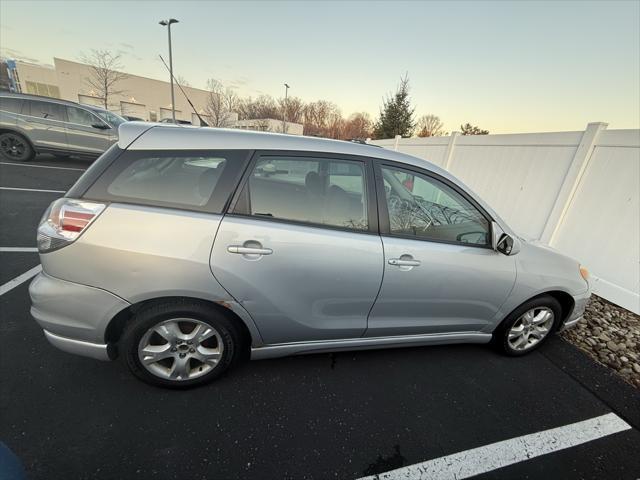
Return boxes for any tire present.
[493,295,562,356]
[121,300,244,388]
[0,132,35,162]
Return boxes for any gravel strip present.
[561,295,640,389]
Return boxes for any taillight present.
[37,198,106,253]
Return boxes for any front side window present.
[381,166,489,246]
[67,106,100,127]
[106,155,228,207]
[236,156,368,231]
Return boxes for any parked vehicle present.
[159,117,192,125]
[30,123,591,388]
[0,93,125,161]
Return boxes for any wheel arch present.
[497,289,575,332]
[0,127,36,152]
[105,296,259,353]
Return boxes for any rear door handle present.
[227,246,273,255]
[388,258,421,267]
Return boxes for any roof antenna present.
[158,54,209,127]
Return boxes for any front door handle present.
[388,257,421,267]
[227,245,273,255]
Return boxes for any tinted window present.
[25,100,66,121]
[237,156,368,231]
[382,166,489,246]
[0,97,23,114]
[67,106,100,127]
[105,155,228,207]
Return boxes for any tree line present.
[81,50,489,139]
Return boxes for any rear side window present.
[24,100,66,121]
[0,97,23,114]
[234,155,369,231]
[83,150,251,213]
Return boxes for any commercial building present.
[1,57,304,134]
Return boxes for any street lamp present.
[283,83,290,134]
[159,18,179,123]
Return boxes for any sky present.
[1,0,639,134]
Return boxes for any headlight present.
[579,265,590,282]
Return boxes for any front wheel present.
[0,132,35,162]
[494,296,561,356]
[121,301,244,388]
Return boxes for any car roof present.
[120,122,439,171]
[0,92,103,110]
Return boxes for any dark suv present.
[0,93,126,161]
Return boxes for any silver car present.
[30,122,591,388]
[0,93,125,161]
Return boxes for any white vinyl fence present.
[371,123,640,314]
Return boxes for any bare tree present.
[416,114,446,137]
[343,112,372,140]
[175,75,191,87]
[278,96,305,125]
[80,49,128,109]
[238,95,280,120]
[204,79,237,127]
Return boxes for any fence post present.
[443,131,460,171]
[539,122,608,244]
[393,135,401,151]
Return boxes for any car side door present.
[367,161,517,337]
[65,105,112,155]
[211,151,384,345]
[22,99,69,152]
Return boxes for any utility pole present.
[159,18,179,123]
[283,83,290,133]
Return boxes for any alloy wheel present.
[0,134,28,160]
[137,318,224,381]
[507,307,555,351]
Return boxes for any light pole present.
[283,83,290,134]
[159,18,179,123]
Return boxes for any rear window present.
[83,150,251,213]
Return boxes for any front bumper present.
[29,271,130,360]
[558,288,591,332]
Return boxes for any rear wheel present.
[0,132,34,162]
[494,295,561,356]
[121,300,243,388]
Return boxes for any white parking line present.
[357,413,631,480]
[0,186,66,194]
[0,265,42,296]
[0,247,38,252]
[0,161,85,172]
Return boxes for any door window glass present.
[381,166,489,245]
[106,155,228,206]
[67,106,101,127]
[24,100,66,121]
[238,156,368,231]
[0,97,23,114]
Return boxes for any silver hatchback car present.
[30,122,591,388]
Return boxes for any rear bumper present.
[43,330,113,361]
[29,271,129,359]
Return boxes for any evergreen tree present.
[373,74,416,139]
[460,123,489,135]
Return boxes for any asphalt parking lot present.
[1,155,640,480]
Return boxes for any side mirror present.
[91,123,110,130]
[491,221,520,256]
